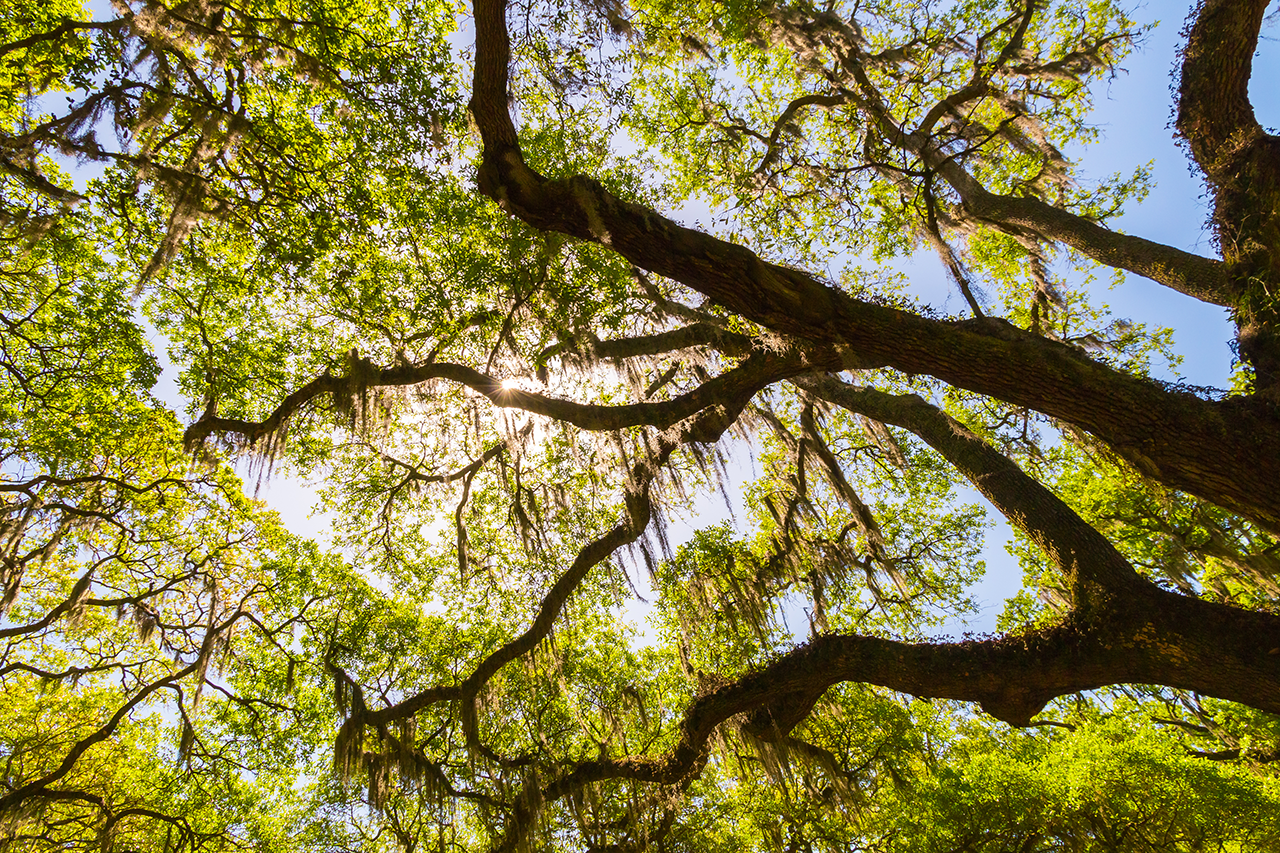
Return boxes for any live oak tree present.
[4,0,1280,850]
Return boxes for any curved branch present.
[0,661,128,680]
[19,789,218,849]
[0,18,119,57]
[1176,0,1272,185]
[354,493,655,752]
[185,348,836,450]
[495,593,1280,852]
[754,93,850,175]
[842,49,1233,304]
[467,0,1280,534]
[0,474,188,496]
[1174,0,1280,387]
[0,567,95,639]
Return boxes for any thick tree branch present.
[0,474,188,497]
[793,375,1144,604]
[1176,0,1272,186]
[955,185,1234,306]
[495,596,1280,852]
[852,72,1233,305]
[0,18,118,57]
[1175,0,1280,387]
[467,0,1280,534]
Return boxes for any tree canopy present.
[4,0,1280,849]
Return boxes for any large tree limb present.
[1175,0,1280,386]
[954,185,1234,306]
[853,75,1234,306]
[1176,0,1272,188]
[585,323,753,361]
[467,0,1280,534]
[494,590,1280,852]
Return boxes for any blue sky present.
[1057,0,1278,387]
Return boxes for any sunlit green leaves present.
[4,0,1279,850]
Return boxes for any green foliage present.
[2,0,1278,851]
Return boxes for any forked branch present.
[336,373,761,787]
[466,0,1280,534]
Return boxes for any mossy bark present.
[1177,0,1280,392]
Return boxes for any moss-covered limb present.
[906,117,1229,306]
[1,569,94,641]
[183,369,341,451]
[184,345,836,451]
[455,500,653,763]
[953,186,1233,307]
[0,472,189,496]
[1176,0,1272,189]
[461,398,750,707]
[339,504,648,772]
[531,322,750,381]
[0,16,121,58]
[793,375,1144,604]
[491,586,1280,852]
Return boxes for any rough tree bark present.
[468,0,1280,534]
